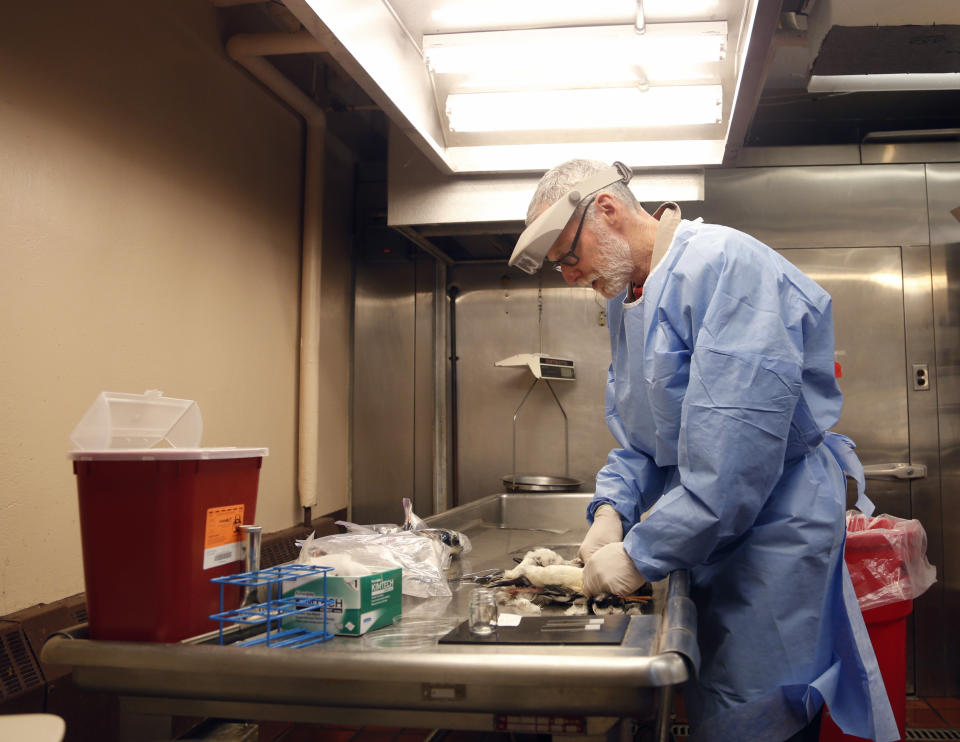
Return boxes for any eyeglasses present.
[546,196,595,272]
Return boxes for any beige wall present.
[0,0,352,614]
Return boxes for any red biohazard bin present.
[70,448,267,642]
[820,513,936,742]
[819,601,912,742]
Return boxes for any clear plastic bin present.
[70,389,202,451]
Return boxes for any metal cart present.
[42,493,699,741]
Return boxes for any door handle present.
[862,463,927,480]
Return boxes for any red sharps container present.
[68,391,268,642]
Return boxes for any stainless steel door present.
[699,163,947,694]
[779,245,936,695]
[779,247,912,517]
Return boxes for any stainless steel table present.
[42,493,699,740]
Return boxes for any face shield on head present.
[509,161,633,275]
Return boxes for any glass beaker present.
[469,588,499,635]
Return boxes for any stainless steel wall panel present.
[352,261,417,524]
[862,142,960,166]
[450,264,615,504]
[433,261,450,515]
[414,258,436,517]
[701,165,928,249]
[927,164,960,696]
[731,145,861,168]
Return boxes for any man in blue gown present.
[509,159,898,742]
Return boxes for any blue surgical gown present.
[589,219,898,742]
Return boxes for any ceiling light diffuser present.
[445,85,723,132]
[424,23,727,78]
[429,0,720,28]
[808,73,960,93]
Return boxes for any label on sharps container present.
[203,505,245,569]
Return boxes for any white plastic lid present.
[67,447,268,461]
[69,390,203,451]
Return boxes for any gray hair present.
[525,159,639,226]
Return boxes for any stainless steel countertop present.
[42,493,698,733]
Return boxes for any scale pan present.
[502,474,583,492]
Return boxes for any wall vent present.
[673,726,960,741]
[906,730,960,741]
[72,605,88,625]
[261,529,310,568]
[0,623,43,700]
[260,517,341,569]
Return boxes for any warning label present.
[203,505,245,570]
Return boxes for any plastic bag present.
[844,511,937,612]
[337,498,473,556]
[402,497,430,531]
[297,530,452,599]
[401,497,472,556]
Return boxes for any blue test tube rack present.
[209,564,334,649]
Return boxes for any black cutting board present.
[438,615,628,645]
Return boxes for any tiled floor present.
[252,698,960,741]
[907,697,960,729]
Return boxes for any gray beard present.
[592,223,635,300]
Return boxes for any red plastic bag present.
[844,511,937,612]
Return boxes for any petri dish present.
[391,616,461,634]
[362,616,462,650]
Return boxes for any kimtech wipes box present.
[282,568,402,636]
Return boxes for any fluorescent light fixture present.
[424,23,727,79]
[430,0,720,27]
[445,85,722,132]
[808,73,960,93]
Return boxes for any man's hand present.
[582,542,647,597]
[578,504,623,563]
